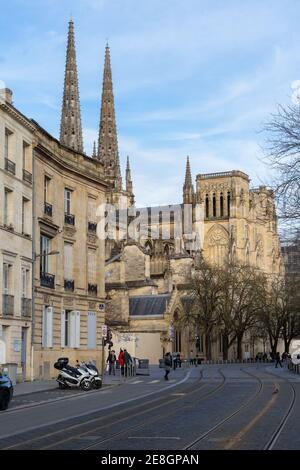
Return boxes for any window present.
[61,310,80,348]
[87,312,97,349]
[3,264,11,294]
[205,194,209,218]
[22,141,31,171]
[44,176,50,203]
[227,192,231,217]
[4,128,12,160]
[213,193,216,217]
[42,306,53,348]
[4,188,13,226]
[21,268,30,298]
[22,197,30,235]
[40,235,50,273]
[88,249,96,283]
[220,193,224,217]
[64,243,73,280]
[88,197,96,222]
[64,189,72,215]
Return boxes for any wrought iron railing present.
[5,158,16,175]
[65,213,75,225]
[22,169,32,184]
[44,202,53,217]
[21,298,32,317]
[64,279,74,292]
[40,272,55,289]
[88,221,97,233]
[2,294,14,315]
[88,283,98,296]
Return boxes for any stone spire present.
[92,141,97,159]
[97,43,122,189]
[60,18,83,153]
[126,156,135,205]
[183,156,194,204]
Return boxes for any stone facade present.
[0,89,34,381]
[32,123,107,379]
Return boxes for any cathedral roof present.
[129,294,171,317]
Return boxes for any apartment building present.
[0,88,34,381]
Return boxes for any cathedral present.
[0,17,284,382]
[81,23,283,363]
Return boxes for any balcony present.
[2,294,14,316]
[64,279,74,292]
[44,202,53,217]
[5,158,16,175]
[88,283,98,296]
[88,221,97,233]
[21,298,32,317]
[65,213,75,226]
[23,169,32,184]
[40,272,55,289]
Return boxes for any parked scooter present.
[77,361,102,389]
[54,357,92,391]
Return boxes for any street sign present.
[99,303,105,312]
[101,324,108,337]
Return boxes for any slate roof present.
[129,294,171,317]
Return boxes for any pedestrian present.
[275,351,283,368]
[107,350,117,375]
[173,353,177,370]
[123,349,133,377]
[118,348,125,375]
[176,352,182,368]
[163,352,172,380]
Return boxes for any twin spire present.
[59,20,132,198]
[60,18,83,153]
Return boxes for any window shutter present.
[46,307,53,347]
[75,311,80,348]
[87,311,96,349]
[42,306,46,347]
[61,310,66,348]
[64,243,73,279]
[70,311,76,348]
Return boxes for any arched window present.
[227,191,231,217]
[213,193,216,217]
[220,193,224,217]
[205,194,209,218]
[164,245,170,256]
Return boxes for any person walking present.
[275,351,283,368]
[107,350,117,375]
[123,349,133,377]
[118,348,125,376]
[163,352,172,380]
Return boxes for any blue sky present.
[1,0,300,206]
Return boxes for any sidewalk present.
[13,364,189,396]
[265,363,300,382]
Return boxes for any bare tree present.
[264,104,300,224]
[281,274,300,353]
[184,259,223,360]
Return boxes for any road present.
[0,364,299,450]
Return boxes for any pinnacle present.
[184,156,193,187]
[60,18,83,153]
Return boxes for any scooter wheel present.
[94,381,102,389]
[80,379,92,391]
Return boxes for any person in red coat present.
[118,348,124,375]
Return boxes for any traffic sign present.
[101,324,108,337]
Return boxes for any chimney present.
[0,88,13,104]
